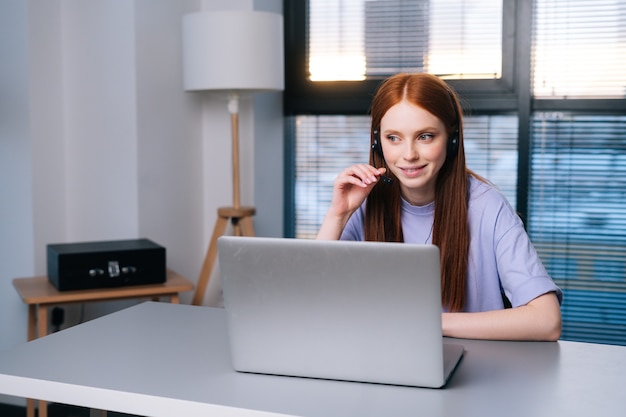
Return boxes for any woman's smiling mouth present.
[399,165,426,177]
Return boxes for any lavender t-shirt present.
[340,176,563,312]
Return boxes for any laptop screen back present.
[218,236,460,388]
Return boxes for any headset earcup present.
[447,131,459,159]
[372,130,383,157]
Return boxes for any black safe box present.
[47,238,166,291]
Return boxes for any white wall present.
[0,0,35,357]
[0,0,284,405]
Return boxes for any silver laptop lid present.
[218,236,461,388]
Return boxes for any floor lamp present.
[182,10,284,306]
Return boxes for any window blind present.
[528,114,626,345]
[307,0,503,81]
[292,114,519,239]
[532,0,626,98]
[288,0,626,346]
[294,116,371,238]
[529,0,626,345]
[463,115,518,207]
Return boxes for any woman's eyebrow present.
[382,127,441,135]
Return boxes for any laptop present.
[218,236,464,388]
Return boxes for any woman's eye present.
[419,133,434,141]
[387,135,400,142]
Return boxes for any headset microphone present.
[380,174,393,184]
[372,130,393,185]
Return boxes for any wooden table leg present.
[26,305,38,417]
[37,305,48,338]
[27,305,36,341]
[36,305,48,417]
[39,400,48,417]
[26,399,35,417]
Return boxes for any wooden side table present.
[12,268,194,417]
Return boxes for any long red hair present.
[366,73,470,312]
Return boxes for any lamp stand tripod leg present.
[239,216,255,237]
[192,206,255,306]
[192,215,228,306]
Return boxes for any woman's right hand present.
[316,164,387,239]
[330,164,387,216]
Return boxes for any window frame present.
[283,0,519,116]
[283,0,528,234]
[283,0,626,226]
[283,0,626,346]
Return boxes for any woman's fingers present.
[339,164,386,187]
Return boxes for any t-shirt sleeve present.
[340,204,366,241]
[493,201,563,307]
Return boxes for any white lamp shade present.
[182,10,284,92]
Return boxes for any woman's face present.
[379,99,449,206]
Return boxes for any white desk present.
[0,302,625,417]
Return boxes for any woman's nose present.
[403,142,418,160]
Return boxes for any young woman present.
[317,73,562,341]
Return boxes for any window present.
[287,0,517,236]
[528,113,626,344]
[292,114,518,238]
[308,0,503,81]
[284,0,626,345]
[527,0,626,345]
[532,0,626,98]
[293,115,371,238]
[284,0,515,115]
